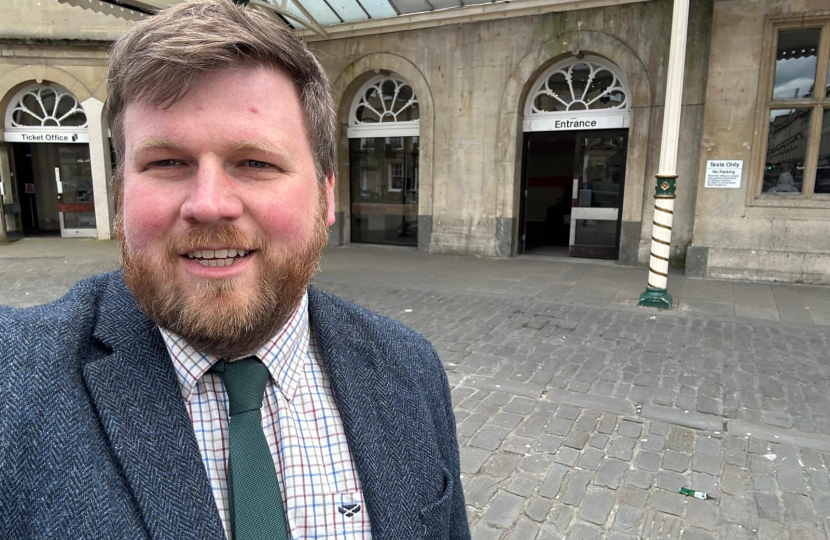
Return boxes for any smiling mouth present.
[184,248,256,267]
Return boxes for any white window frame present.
[387,162,404,192]
[5,83,89,142]
[348,75,420,138]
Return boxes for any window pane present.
[773,29,820,100]
[826,54,830,100]
[350,136,418,246]
[763,109,811,194]
[816,109,830,194]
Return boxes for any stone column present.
[638,0,690,310]
[82,97,115,241]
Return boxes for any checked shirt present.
[160,293,372,540]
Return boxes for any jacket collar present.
[84,271,225,540]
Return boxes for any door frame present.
[518,132,530,254]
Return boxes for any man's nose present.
[179,161,243,223]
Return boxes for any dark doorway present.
[9,143,96,238]
[520,132,576,256]
[11,143,58,237]
[520,129,628,259]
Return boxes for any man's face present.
[119,67,335,358]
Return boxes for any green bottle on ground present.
[679,487,708,500]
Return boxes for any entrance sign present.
[705,160,743,188]
[5,130,89,144]
[523,113,629,132]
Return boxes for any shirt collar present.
[160,292,310,403]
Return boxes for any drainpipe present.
[638,0,690,310]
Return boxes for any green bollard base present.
[638,288,673,310]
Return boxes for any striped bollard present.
[638,175,676,309]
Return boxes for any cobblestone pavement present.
[321,282,830,540]
[1,240,829,539]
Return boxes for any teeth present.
[186,248,251,260]
[198,259,210,267]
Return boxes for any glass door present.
[55,144,96,237]
[350,136,419,246]
[569,130,627,259]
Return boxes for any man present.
[0,1,469,539]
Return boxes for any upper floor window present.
[754,18,830,202]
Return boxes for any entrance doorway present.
[9,143,96,237]
[520,129,627,259]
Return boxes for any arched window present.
[349,76,419,138]
[524,57,630,132]
[4,83,96,238]
[6,83,87,131]
[348,75,420,246]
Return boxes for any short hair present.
[105,0,335,183]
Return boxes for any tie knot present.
[210,357,270,416]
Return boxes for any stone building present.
[0,0,828,284]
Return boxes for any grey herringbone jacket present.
[0,271,469,540]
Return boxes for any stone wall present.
[688,0,830,284]
[0,0,715,266]
[315,0,714,259]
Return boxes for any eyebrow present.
[130,137,188,161]
[230,140,294,163]
[130,137,294,163]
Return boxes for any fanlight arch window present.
[348,75,419,138]
[523,56,631,132]
[5,83,88,131]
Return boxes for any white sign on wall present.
[705,160,743,188]
[4,130,89,144]
[523,113,630,133]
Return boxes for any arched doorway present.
[347,75,420,246]
[520,56,630,259]
[4,83,96,238]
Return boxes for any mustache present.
[164,224,265,254]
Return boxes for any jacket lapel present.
[308,287,425,540]
[82,272,224,540]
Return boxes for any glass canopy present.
[66,0,501,34]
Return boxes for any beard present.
[117,185,329,359]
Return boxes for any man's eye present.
[152,160,180,167]
[246,160,272,169]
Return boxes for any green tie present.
[211,357,289,540]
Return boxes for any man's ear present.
[324,172,336,227]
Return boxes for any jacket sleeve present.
[430,346,472,540]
